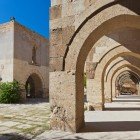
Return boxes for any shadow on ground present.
[61,137,89,140]
[0,133,30,140]
[113,100,140,102]
[23,98,49,105]
[80,121,140,133]
[104,107,140,111]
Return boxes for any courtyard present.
[0,1,140,139]
[1,96,140,140]
[0,100,50,140]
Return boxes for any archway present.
[111,65,140,98]
[50,4,140,131]
[116,71,139,95]
[104,56,140,102]
[25,73,43,98]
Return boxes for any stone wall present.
[50,0,100,71]
[50,71,79,132]
[14,21,49,97]
[0,21,14,82]
[0,20,49,98]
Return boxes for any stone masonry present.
[0,20,49,99]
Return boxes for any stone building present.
[0,20,49,99]
[50,0,140,132]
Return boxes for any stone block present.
[50,5,62,20]
[51,28,62,45]
[62,26,75,45]
[50,44,67,58]
[62,0,85,17]
[51,0,62,7]
[62,16,75,28]
[50,19,62,30]
[84,0,96,8]
[49,57,64,71]
[86,62,97,79]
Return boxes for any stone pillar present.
[112,81,118,98]
[50,71,84,132]
[137,83,140,95]
[86,79,103,110]
[86,62,96,79]
[104,81,112,103]
[20,89,26,103]
[86,62,103,110]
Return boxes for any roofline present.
[0,20,49,41]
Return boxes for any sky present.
[0,0,50,38]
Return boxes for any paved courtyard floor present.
[1,95,140,140]
[0,99,50,140]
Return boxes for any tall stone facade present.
[0,20,49,99]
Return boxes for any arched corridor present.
[50,0,140,133]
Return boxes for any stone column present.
[104,81,112,103]
[86,62,103,110]
[86,79,103,110]
[50,71,84,132]
[20,89,26,103]
[137,83,140,95]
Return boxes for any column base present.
[105,98,112,103]
[87,102,104,111]
[20,91,26,103]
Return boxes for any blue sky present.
[0,0,50,38]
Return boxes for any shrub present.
[0,80,21,103]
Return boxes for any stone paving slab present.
[33,130,140,140]
[0,99,140,139]
[1,121,21,127]
[16,124,33,129]
[0,126,9,133]
[0,101,50,140]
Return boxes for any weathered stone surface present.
[50,57,63,71]
[0,21,49,99]
[50,0,140,132]
[62,26,75,45]
[50,71,77,132]
[51,28,62,46]
[84,0,96,8]
[50,45,67,58]
[51,0,62,7]
[0,101,50,139]
[50,5,62,20]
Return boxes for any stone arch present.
[50,4,140,132]
[105,58,125,82]
[65,15,140,70]
[116,71,140,87]
[65,1,140,69]
[71,0,124,31]
[70,14,140,112]
[105,55,140,82]
[111,65,140,98]
[25,73,43,98]
[22,69,45,89]
[65,16,140,124]
[104,58,129,102]
[87,51,140,108]
[115,71,140,95]
[86,25,140,79]
[101,52,140,101]
[105,58,140,101]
